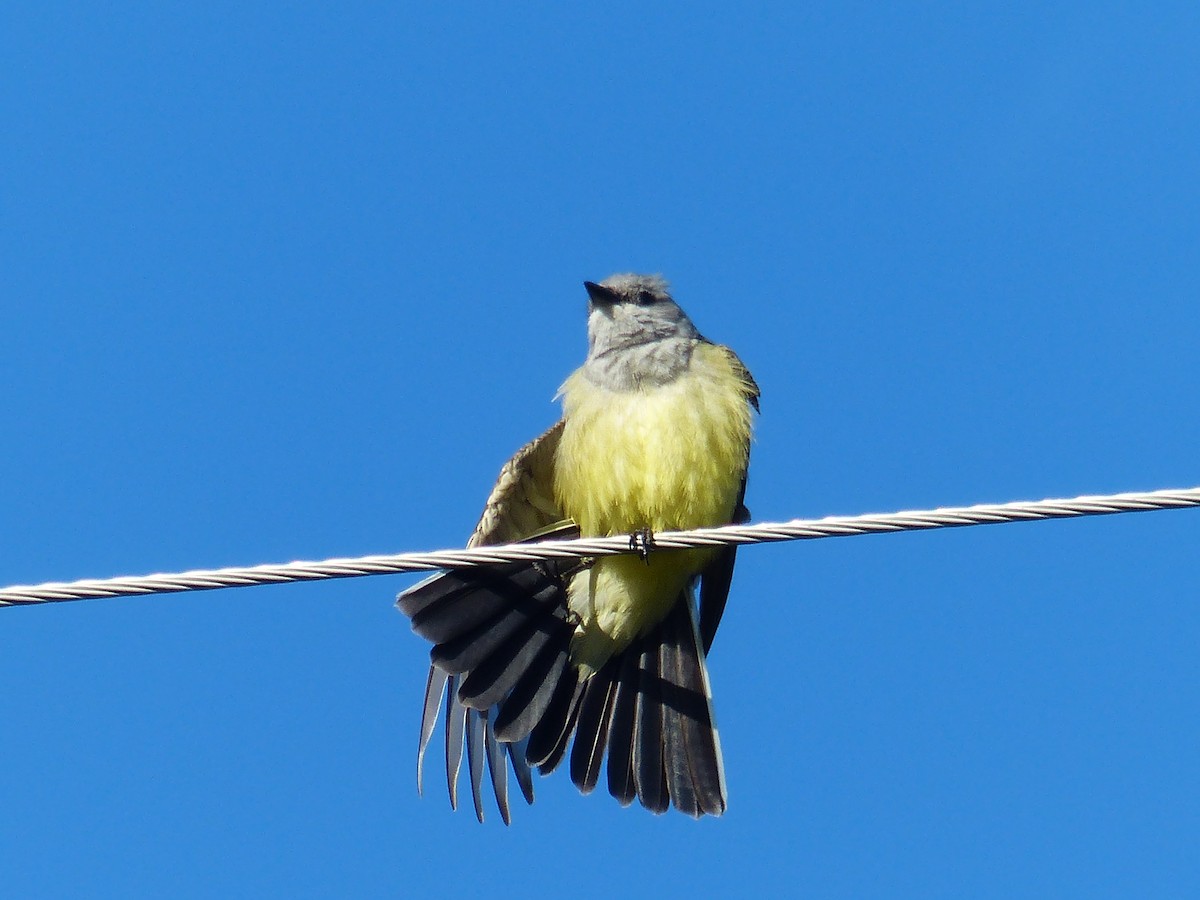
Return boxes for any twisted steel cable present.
[2,486,1197,608]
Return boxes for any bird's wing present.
[469,420,567,547]
[697,476,749,654]
[714,343,760,412]
[406,386,755,819]
[697,345,759,652]
[408,420,570,822]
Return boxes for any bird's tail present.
[397,560,726,821]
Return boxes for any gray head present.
[580,273,703,390]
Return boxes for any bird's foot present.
[628,527,655,563]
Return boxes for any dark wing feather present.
[417,666,448,795]
[508,738,535,805]
[469,422,565,547]
[398,423,568,823]
[568,657,619,793]
[400,362,753,822]
[466,706,487,822]
[522,668,583,767]
[489,636,569,740]
[483,715,512,825]
[694,345,756,652]
[534,710,576,776]
[697,477,750,653]
[399,570,510,643]
[458,607,564,709]
[444,674,467,810]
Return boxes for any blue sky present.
[3,3,1199,897]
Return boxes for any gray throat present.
[582,336,700,392]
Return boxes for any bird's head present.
[583,274,700,359]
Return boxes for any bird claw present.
[628,528,655,563]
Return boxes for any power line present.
[2,485,1197,608]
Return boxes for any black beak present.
[584,281,620,307]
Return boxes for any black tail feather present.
[674,606,726,816]
[633,644,669,813]
[606,650,640,807]
[660,626,700,817]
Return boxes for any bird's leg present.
[628,527,655,563]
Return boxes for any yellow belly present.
[553,343,753,670]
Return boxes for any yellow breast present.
[553,342,753,536]
[552,342,754,668]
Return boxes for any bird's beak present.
[584,281,620,307]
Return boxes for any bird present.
[396,273,759,822]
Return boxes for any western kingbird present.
[397,273,758,821]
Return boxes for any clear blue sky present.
[4,3,1199,897]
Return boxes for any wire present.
[2,486,1197,608]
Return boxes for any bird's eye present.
[635,290,657,305]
